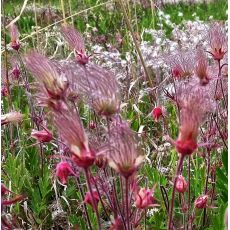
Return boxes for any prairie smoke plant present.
[9,24,20,51]
[208,23,227,61]
[175,82,214,156]
[60,24,90,65]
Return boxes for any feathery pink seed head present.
[107,122,144,178]
[208,23,227,61]
[9,24,20,50]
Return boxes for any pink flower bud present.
[84,190,100,212]
[89,121,96,129]
[176,175,188,193]
[194,194,209,209]
[12,67,20,80]
[151,107,163,121]
[31,128,53,143]
[55,161,75,185]
[1,87,8,97]
[135,187,156,209]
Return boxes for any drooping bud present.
[55,161,76,185]
[151,107,163,121]
[31,128,53,143]
[194,194,209,209]
[175,175,188,193]
[84,190,100,212]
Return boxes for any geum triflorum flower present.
[105,121,144,178]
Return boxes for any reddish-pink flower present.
[176,175,188,193]
[84,190,100,212]
[55,162,76,184]
[135,186,157,209]
[194,194,209,209]
[31,128,53,143]
[151,107,163,121]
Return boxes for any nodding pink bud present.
[1,87,8,97]
[12,67,20,80]
[176,175,188,193]
[84,190,100,212]
[89,121,96,129]
[31,128,53,143]
[194,194,209,209]
[55,162,75,185]
[135,187,156,209]
[9,24,20,51]
[151,107,163,121]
